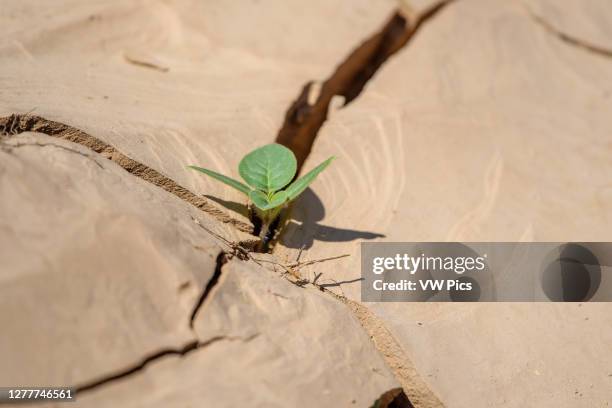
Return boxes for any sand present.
[1,0,611,407]
[276,0,612,406]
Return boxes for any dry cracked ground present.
[1,0,611,407]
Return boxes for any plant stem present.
[258,220,271,241]
[254,206,284,250]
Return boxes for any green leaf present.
[249,190,269,210]
[249,190,288,211]
[239,144,297,194]
[285,156,334,201]
[268,190,288,208]
[187,165,251,195]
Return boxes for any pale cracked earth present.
[1,1,611,407]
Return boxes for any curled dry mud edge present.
[0,114,254,235]
[0,1,459,405]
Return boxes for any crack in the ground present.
[189,252,228,328]
[0,114,253,234]
[525,7,612,59]
[4,2,457,403]
[345,298,443,408]
[273,266,444,408]
[270,3,457,405]
[74,248,256,396]
[266,0,455,251]
[372,387,415,408]
[185,246,436,407]
[75,339,201,394]
[75,333,260,395]
[275,0,456,171]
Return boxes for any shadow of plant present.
[280,188,385,249]
[205,188,384,249]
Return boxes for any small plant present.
[188,143,333,240]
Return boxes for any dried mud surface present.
[2,0,612,407]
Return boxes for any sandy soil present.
[1,0,611,407]
[276,0,612,406]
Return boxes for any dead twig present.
[191,215,254,261]
[191,215,351,293]
[285,254,350,270]
[250,253,350,289]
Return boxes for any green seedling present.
[188,143,333,240]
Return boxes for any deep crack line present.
[526,7,612,59]
[275,0,456,171]
[74,334,260,395]
[271,4,456,405]
[75,339,202,394]
[189,252,228,328]
[74,335,260,395]
[275,268,444,408]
